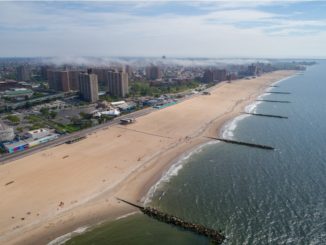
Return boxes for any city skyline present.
[0,1,326,58]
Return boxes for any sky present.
[0,0,326,58]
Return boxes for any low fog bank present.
[41,56,273,68]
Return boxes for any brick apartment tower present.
[107,69,129,97]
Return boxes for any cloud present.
[43,56,272,67]
[204,9,278,24]
[0,1,325,58]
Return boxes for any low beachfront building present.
[110,100,126,107]
[116,101,137,111]
[27,128,51,140]
[3,133,59,153]
[3,140,29,153]
[25,133,59,148]
[98,109,121,117]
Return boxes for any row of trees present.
[130,81,199,97]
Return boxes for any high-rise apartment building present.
[248,64,258,76]
[47,70,82,91]
[146,66,162,80]
[47,70,70,92]
[79,72,99,102]
[214,69,227,82]
[92,68,110,87]
[203,69,227,83]
[40,66,50,81]
[107,70,129,97]
[16,66,31,81]
[125,65,133,77]
[68,71,81,90]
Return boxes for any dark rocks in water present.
[117,198,225,244]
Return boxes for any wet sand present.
[0,70,296,245]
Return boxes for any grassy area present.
[25,115,50,130]
[130,81,200,97]
[61,124,82,133]
[23,111,99,134]
[5,114,20,124]
[32,92,46,98]
[99,94,120,102]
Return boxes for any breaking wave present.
[47,226,89,245]
[143,141,218,205]
[221,114,250,139]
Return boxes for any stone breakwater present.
[117,198,225,244]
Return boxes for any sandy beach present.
[0,70,296,245]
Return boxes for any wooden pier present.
[244,112,288,119]
[116,198,225,244]
[256,99,291,103]
[205,137,274,150]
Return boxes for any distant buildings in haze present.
[203,69,227,83]
[248,64,258,76]
[146,66,162,80]
[16,66,31,81]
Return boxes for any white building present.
[27,128,51,140]
[25,134,59,147]
[100,109,121,116]
[111,101,126,106]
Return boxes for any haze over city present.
[1,0,326,58]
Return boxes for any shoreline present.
[0,70,296,245]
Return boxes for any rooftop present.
[28,128,49,135]
[0,122,11,130]
[3,140,28,148]
[4,88,33,96]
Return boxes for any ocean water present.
[65,62,326,245]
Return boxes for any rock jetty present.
[117,198,225,244]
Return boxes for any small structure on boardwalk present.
[120,118,136,125]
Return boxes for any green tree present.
[40,107,50,117]
[5,114,20,124]
[49,111,57,119]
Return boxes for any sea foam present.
[270,74,296,86]
[221,114,250,139]
[47,226,89,245]
[144,141,218,205]
[245,101,262,114]
[116,211,139,220]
